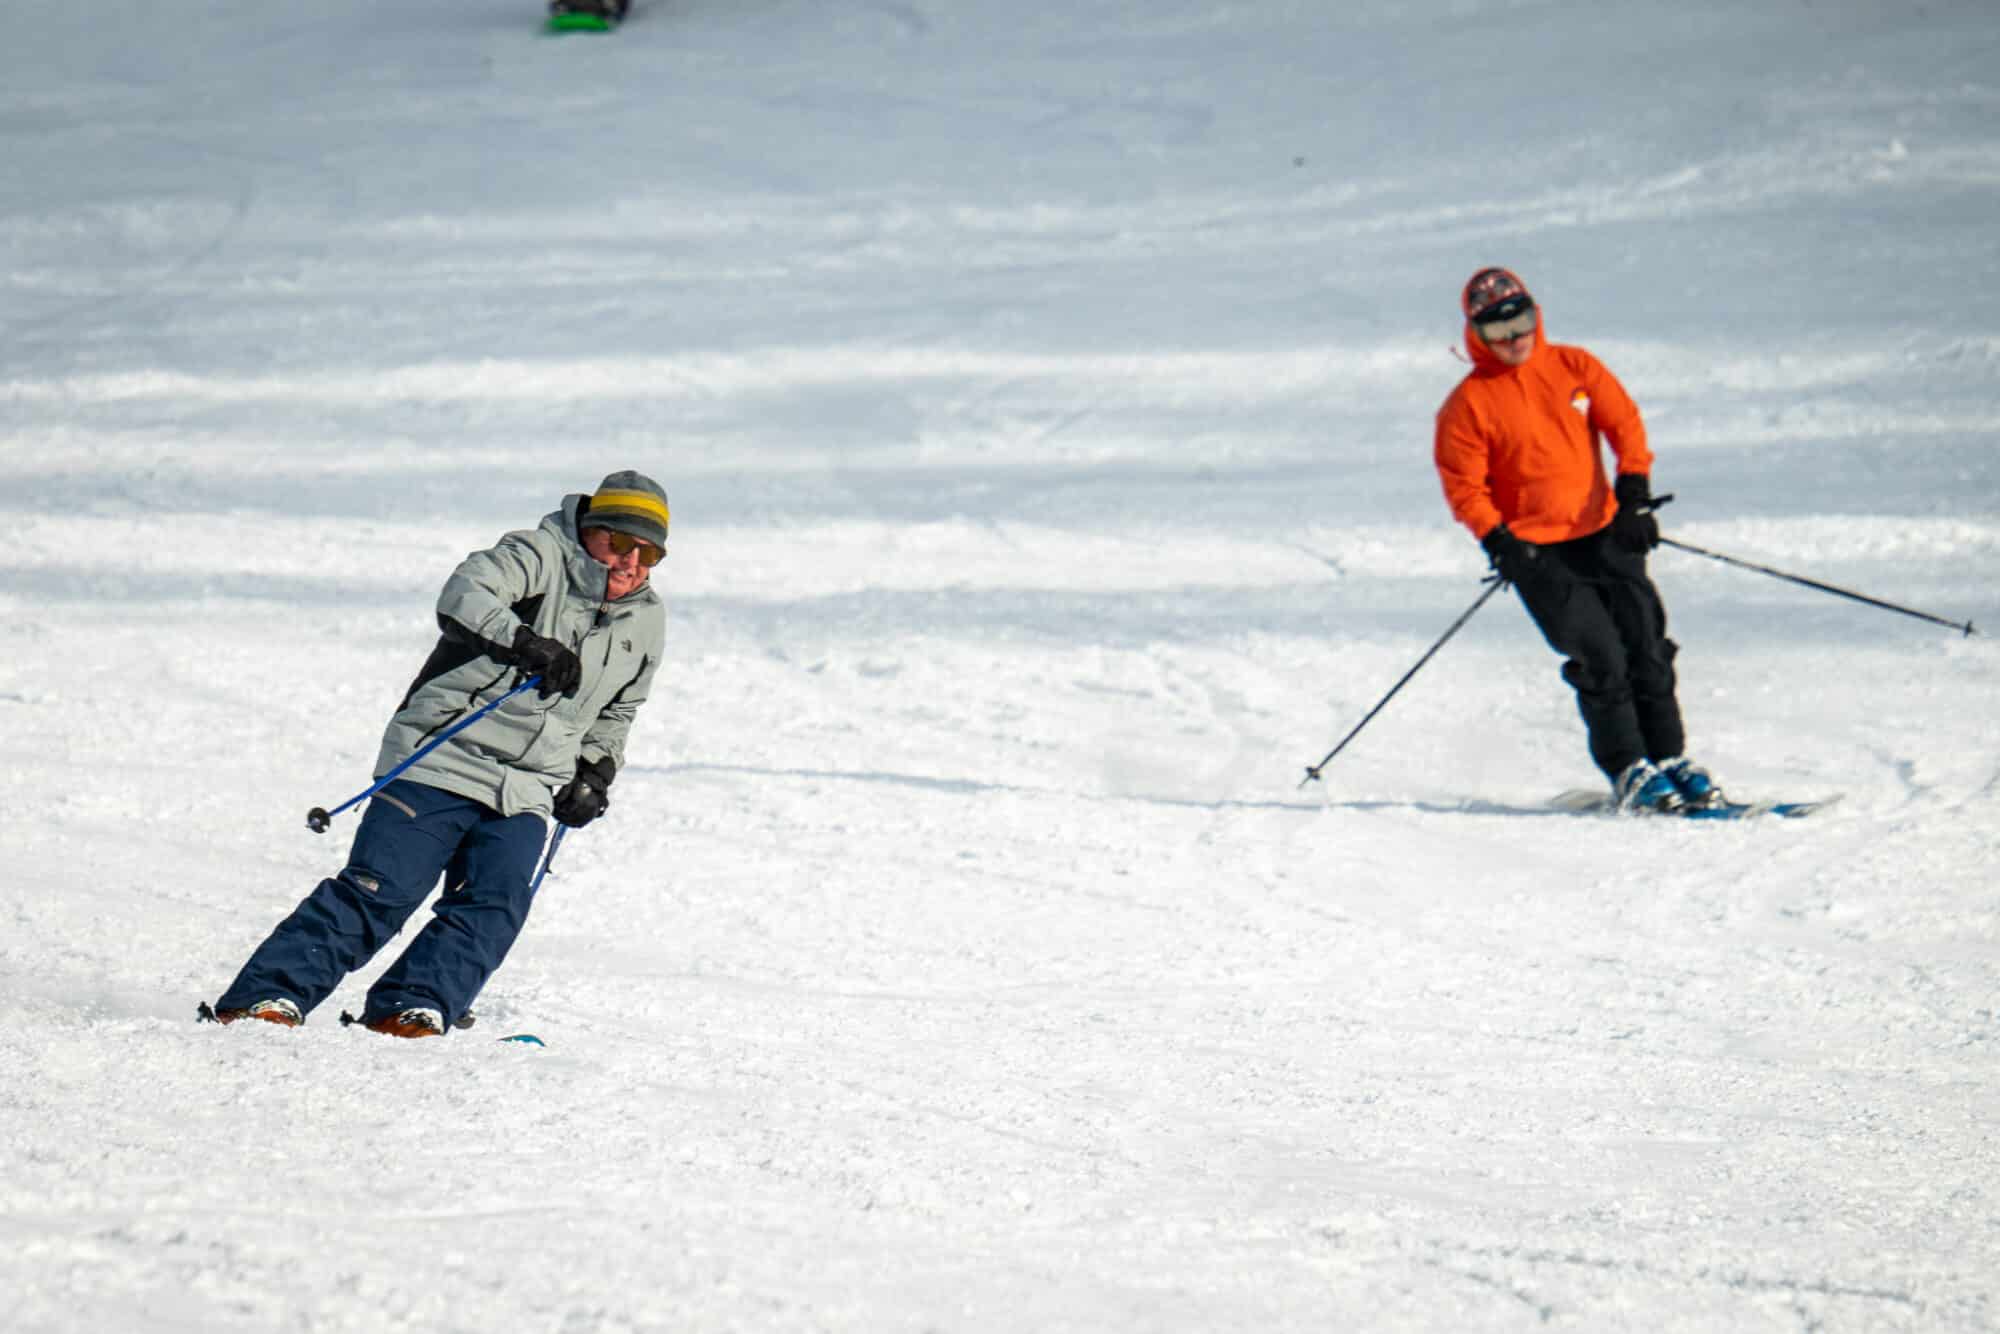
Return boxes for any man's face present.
[1477,306,1537,367]
[581,526,659,600]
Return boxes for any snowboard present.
[1549,790,1843,821]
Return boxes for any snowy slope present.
[3,1,1998,1330]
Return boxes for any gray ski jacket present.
[372,495,666,818]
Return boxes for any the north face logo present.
[1570,389,1590,414]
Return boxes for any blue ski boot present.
[1614,758,1685,815]
[1658,755,1725,810]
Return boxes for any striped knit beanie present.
[578,470,670,550]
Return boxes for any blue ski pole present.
[306,676,542,832]
[532,823,568,892]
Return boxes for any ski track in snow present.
[4,1,2000,1331]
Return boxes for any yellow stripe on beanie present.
[589,488,671,533]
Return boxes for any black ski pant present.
[1509,527,1685,781]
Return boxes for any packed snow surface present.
[3,1,1998,1330]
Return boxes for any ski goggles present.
[604,532,665,567]
[1475,305,1538,344]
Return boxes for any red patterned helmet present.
[1461,267,1534,323]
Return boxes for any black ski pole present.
[1659,537,1975,637]
[1300,578,1505,787]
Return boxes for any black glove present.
[553,756,614,828]
[510,625,583,699]
[1609,474,1660,552]
[1480,523,1537,585]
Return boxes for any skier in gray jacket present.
[208,471,670,1038]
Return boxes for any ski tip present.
[1547,788,1612,813]
[1773,793,1845,818]
[498,1033,545,1047]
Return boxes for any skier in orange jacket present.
[1434,267,1722,813]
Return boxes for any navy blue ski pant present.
[217,780,548,1031]
[1509,528,1686,781]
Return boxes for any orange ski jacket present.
[1433,312,1652,544]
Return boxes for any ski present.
[1681,795,1843,821]
[453,1010,543,1045]
[1549,790,1843,820]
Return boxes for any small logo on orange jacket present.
[1570,389,1590,414]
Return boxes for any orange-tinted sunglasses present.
[604,532,665,567]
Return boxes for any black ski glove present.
[553,756,614,828]
[1480,524,1537,585]
[1609,474,1661,552]
[511,625,583,699]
